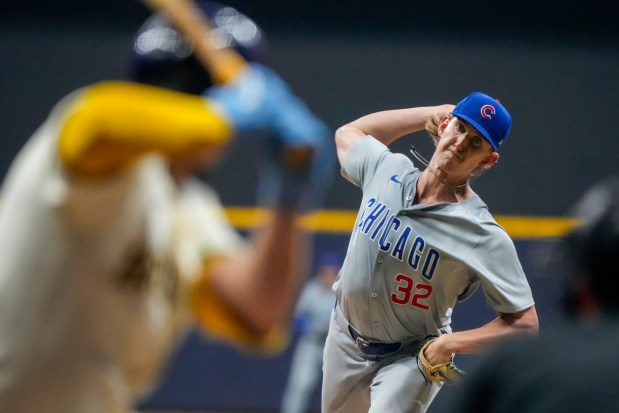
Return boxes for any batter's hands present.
[256,142,314,211]
[204,63,327,144]
[206,63,336,211]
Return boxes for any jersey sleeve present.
[467,224,535,313]
[340,135,391,188]
[57,81,233,177]
[341,135,418,195]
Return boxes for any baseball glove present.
[416,338,465,384]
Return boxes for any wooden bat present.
[139,0,248,84]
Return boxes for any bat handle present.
[199,46,248,85]
[140,0,248,84]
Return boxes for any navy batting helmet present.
[130,1,268,95]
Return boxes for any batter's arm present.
[335,105,454,165]
[422,305,539,365]
[190,211,308,351]
[58,82,232,177]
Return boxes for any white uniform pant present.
[321,305,442,413]
[280,334,325,413]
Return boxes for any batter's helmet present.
[130,1,268,95]
[561,176,619,316]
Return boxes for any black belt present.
[348,325,402,356]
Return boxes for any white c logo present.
[481,104,496,119]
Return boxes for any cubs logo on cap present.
[450,92,512,150]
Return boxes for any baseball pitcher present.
[321,93,539,413]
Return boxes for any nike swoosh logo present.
[390,174,402,184]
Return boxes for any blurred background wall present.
[2,0,618,215]
[1,1,618,411]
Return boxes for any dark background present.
[2,0,618,216]
[1,1,618,412]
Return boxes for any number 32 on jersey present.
[391,274,432,310]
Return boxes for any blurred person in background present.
[0,2,335,412]
[281,252,342,413]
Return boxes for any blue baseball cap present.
[450,92,512,150]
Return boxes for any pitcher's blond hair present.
[425,112,452,146]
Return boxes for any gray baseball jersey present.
[322,136,534,413]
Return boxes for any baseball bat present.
[139,0,248,84]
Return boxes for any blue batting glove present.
[206,63,337,211]
[204,63,278,134]
[204,63,328,146]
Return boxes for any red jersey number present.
[390,273,432,310]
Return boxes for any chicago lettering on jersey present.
[357,197,440,280]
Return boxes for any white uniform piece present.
[0,93,245,413]
[322,136,534,413]
[281,276,335,413]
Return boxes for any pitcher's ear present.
[481,152,499,170]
